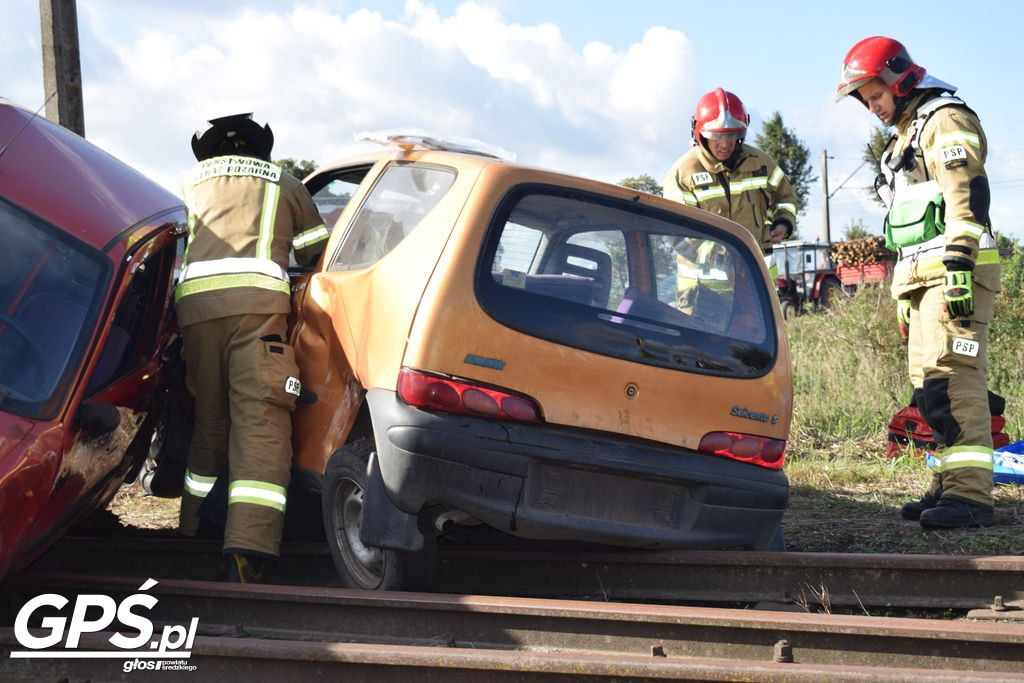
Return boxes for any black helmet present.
[191,113,274,162]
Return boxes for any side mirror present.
[77,402,121,434]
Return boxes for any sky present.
[5,0,1024,241]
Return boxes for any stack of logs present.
[829,236,894,266]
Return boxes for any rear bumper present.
[367,389,788,550]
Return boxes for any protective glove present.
[896,299,911,326]
[943,270,974,319]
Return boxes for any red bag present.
[887,405,1010,458]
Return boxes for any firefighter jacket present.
[663,143,798,251]
[175,155,328,327]
[880,91,999,298]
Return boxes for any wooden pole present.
[39,0,85,136]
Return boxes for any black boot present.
[220,552,268,583]
[900,491,940,521]
[919,497,995,529]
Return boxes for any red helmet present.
[837,36,925,101]
[691,88,749,143]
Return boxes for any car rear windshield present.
[476,186,776,377]
[0,198,109,419]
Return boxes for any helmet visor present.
[701,129,745,140]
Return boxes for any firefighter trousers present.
[907,279,996,508]
[178,312,300,557]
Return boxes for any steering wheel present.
[0,314,46,389]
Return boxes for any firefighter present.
[176,113,329,581]
[838,37,1000,528]
[663,88,798,260]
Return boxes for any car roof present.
[0,99,181,251]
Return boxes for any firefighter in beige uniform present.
[176,113,329,580]
[838,37,999,528]
[664,88,798,271]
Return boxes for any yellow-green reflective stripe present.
[258,182,280,260]
[924,130,981,152]
[946,220,985,240]
[731,178,768,192]
[294,224,329,248]
[175,272,291,301]
[935,446,994,472]
[679,191,698,205]
[768,262,778,279]
[769,166,785,188]
[777,203,797,217]
[229,480,287,512]
[899,248,999,279]
[183,212,198,266]
[184,470,217,498]
[694,187,726,200]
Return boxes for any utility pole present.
[820,149,831,244]
[39,0,85,136]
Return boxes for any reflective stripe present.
[258,182,280,261]
[776,203,797,217]
[175,272,291,301]
[895,247,1000,281]
[180,257,287,283]
[945,220,985,241]
[694,186,726,201]
[936,446,994,472]
[768,166,785,188]
[229,480,287,512]
[184,470,217,498]
[293,223,329,249]
[678,191,698,206]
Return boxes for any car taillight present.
[398,368,543,423]
[698,431,786,470]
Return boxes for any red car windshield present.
[0,198,109,419]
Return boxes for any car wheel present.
[780,299,798,320]
[139,387,191,497]
[322,438,436,591]
[817,278,843,310]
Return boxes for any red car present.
[0,99,185,581]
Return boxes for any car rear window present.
[0,198,109,419]
[476,186,776,377]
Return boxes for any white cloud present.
[68,1,702,195]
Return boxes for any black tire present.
[139,387,192,497]
[780,299,798,320]
[322,438,436,591]
[817,278,844,310]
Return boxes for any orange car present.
[287,136,792,590]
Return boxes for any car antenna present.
[0,91,57,160]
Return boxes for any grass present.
[782,250,1024,555]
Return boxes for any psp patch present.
[952,337,979,357]
[691,172,713,186]
[284,376,302,396]
[940,145,967,165]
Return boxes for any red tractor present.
[771,241,845,319]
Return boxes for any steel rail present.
[32,536,1024,611]
[2,629,1019,682]
[3,572,1023,674]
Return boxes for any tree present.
[275,158,318,180]
[862,127,890,208]
[841,217,872,241]
[619,174,663,196]
[753,113,816,215]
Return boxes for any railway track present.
[2,573,1023,680]
[29,536,1024,612]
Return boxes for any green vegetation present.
[753,112,816,215]
[784,249,1024,553]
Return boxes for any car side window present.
[85,244,174,395]
[328,164,456,271]
[309,165,373,230]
